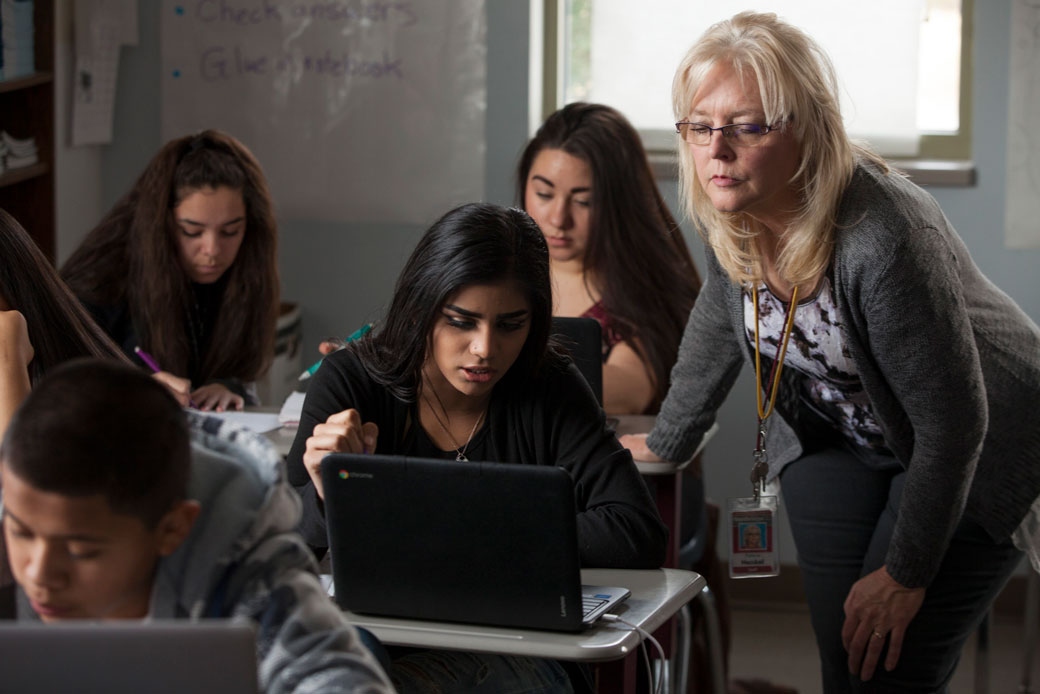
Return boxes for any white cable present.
[602,614,668,694]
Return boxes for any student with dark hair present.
[287,202,666,693]
[61,130,280,411]
[518,103,701,414]
[0,359,394,693]
[0,208,126,435]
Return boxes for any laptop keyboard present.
[582,593,613,620]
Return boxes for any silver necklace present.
[422,389,485,461]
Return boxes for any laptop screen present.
[321,454,592,631]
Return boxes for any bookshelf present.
[0,0,55,259]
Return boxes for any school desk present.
[342,568,704,694]
[617,416,724,694]
[259,411,723,692]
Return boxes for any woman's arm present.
[0,311,33,438]
[854,227,986,588]
[647,249,744,462]
[602,340,655,415]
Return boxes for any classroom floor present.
[727,602,1040,693]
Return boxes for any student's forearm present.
[0,362,31,438]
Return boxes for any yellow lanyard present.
[753,284,799,422]
[750,284,799,498]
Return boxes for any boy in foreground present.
[0,359,392,694]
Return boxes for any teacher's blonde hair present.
[672,11,887,286]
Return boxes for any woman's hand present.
[191,383,245,412]
[618,433,664,462]
[303,408,379,499]
[151,371,192,407]
[841,565,925,681]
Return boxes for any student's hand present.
[841,565,925,681]
[0,310,34,369]
[191,383,245,412]
[618,433,664,462]
[151,371,192,407]
[304,408,379,499]
[318,337,348,356]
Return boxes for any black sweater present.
[80,277,249,400]
[287,349,668,569]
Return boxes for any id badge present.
[727,495,780,578]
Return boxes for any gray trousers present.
[780,443,1021,693]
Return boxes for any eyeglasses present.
[675,121,784,147]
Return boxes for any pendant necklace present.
[422,387,486,461]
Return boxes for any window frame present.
[539,0,975,186]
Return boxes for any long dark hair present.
[353,203,564,402]
[0,209,127,384]
[517,103,701,410]
[60,130,279,383]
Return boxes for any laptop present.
[551,316,604,404]
[321,454,630,632]
[0,621,258,694]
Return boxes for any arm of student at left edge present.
[0,311,33,438]
[552,365,668,568]
[602,339,656,416]
[229,538,395,694]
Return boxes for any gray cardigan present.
[648,161,1040,588]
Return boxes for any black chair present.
[551,317,603,405]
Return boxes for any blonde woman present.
[624,11,1040,692]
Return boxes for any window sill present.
[647,152,976,188]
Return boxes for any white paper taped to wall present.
[72,0,138,146]
[1006,0,1040,249]
[159,0,487,225]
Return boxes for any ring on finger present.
[871,628,885,640]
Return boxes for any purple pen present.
[133,346,163,373]
[134,346,199,408]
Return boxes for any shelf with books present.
[0,0,54,259]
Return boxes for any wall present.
[53,0,104,264]
[55,1,1038,566]
[93,1,531,354]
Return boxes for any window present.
[543,0,971,163]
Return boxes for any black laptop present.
[321,454,630,632]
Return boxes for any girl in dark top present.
[61,130,279,411]
[288,202,665,694]
[518,103,701,414]
[0,208,126,435]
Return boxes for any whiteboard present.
[160,0,486,224]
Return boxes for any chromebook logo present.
[338,470,373,479]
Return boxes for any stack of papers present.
[279,391,306,426]
[1,130,37,169]
[0,0,35,81]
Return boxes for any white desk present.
[343,568,703,663]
